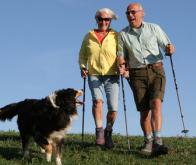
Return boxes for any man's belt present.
[129,62,163,71]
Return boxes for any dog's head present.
[48,88,83,115]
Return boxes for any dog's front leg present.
[55,139,64,165]
[43,143,53,162]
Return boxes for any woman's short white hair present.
[95,8,118,20]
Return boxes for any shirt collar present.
[128,21,145,32]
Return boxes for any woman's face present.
[96,12,111,31]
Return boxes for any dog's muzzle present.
[75,90,84,106]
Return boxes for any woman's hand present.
[81,68,88,78]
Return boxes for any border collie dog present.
[0,88,83,165]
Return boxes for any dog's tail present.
[0,102,20,121]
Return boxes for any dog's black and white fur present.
[0,88,83,165]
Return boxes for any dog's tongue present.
[76,99,84,105]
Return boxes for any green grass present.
[0,131,195,165]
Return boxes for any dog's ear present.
[48,92,60,108]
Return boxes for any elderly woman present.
[79,8,119,149]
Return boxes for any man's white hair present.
[95,8,118,20]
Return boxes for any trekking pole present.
[168,55,189,136]
[121,75,131,151]
[82,77,86,142]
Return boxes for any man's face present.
[126,4,144,28]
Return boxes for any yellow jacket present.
[79,29,118,75]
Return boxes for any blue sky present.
[0,0,195,137]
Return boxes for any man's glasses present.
[97,17,111,22]
[126,10,142,16]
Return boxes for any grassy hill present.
[0,131,195,165]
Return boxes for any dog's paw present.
[40,147,45,153]
[56,157,62,165]
[46,153,52,162]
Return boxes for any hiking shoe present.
[95,127,105,146]
[140,139,153,154]
[104,129,114,149]
[154,137,163,145]
[153,137,168,155]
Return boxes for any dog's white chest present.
[49,130,66,140]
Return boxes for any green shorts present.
[128,65,166,111]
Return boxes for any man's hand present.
[118,63,129,78]
[118,56,129,77]
[118,63,126,75]
[165,44,175,56]
[123,70,129,78]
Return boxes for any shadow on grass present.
[0,146,21,160]
[0,133,166,162]
[64,139,97,149]
[0,133,43,162]
[66,138,169,161]
[64,139,161,160]
[0,145,44,164]
[0,133,22,160]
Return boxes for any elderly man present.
[118,3,175,154]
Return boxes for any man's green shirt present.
[118,22,171,68]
